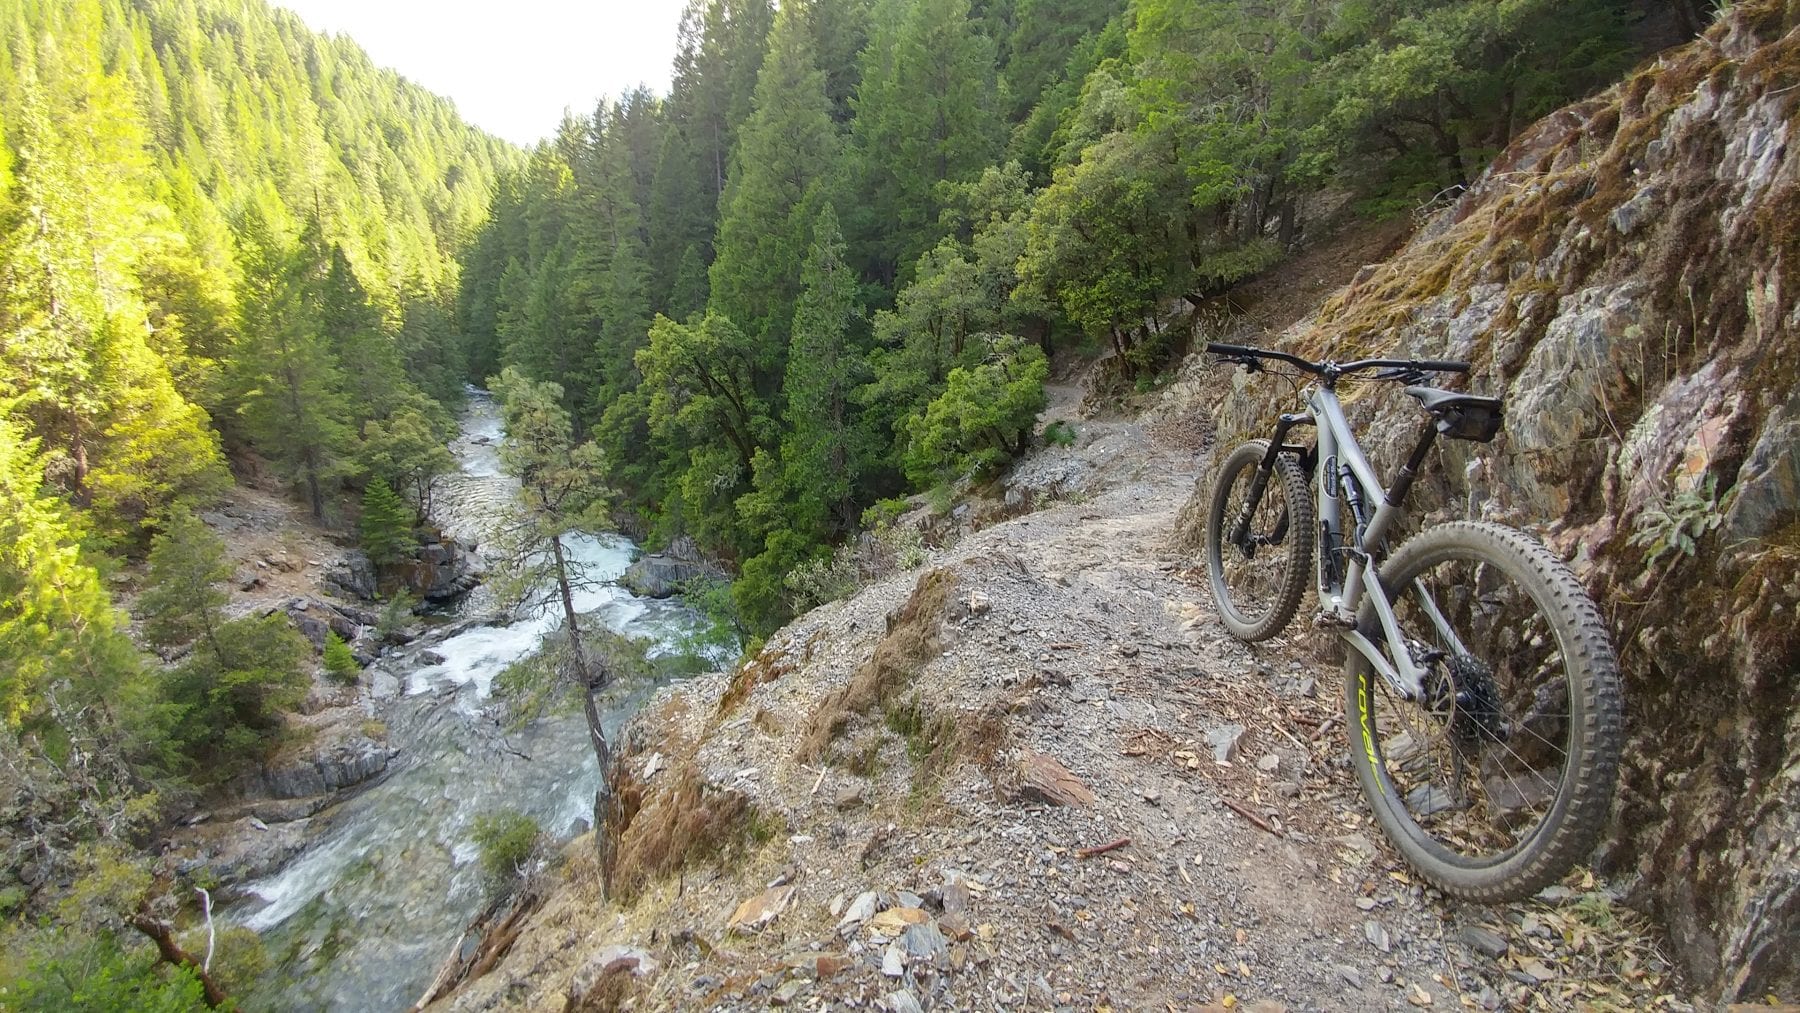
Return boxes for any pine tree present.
[143,509,308,783]
[361,402,455,519]
[776,204,863,539]
[231,203,356,521]
[848,0,1002,283]
[0,34,226,542]
[359,478,414,569]
[707,0,841,367]
[322,631,359,682]
[731,204,864,633]
[138,512,232,654]
[0,421,143,732]
[487,367,618,867]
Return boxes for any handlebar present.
[1206,342,1469,380]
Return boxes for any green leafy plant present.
[1044,419,1077,447]
[1629,475,1727,568]
[376,590,420,641]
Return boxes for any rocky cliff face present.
[1174,4,1799,998]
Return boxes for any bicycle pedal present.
[1313,608,1357,629]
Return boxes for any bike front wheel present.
[1204,439,1315,642]
[1344,521,1623,902]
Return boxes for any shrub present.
[470,810,541,891]
[322,632,359,683]
[1044,419,1077,447]
[375,590,420,641]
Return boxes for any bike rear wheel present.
[1205,439,1314,642]
[1344,521,1623,901]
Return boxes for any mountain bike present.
[1200,342,1623,901]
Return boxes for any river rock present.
[619,535,725,598]
[247,739,398,799]
[396,530,485,602]
[282,596,364,649]
[173,815,311,893]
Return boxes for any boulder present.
[322,551,379,601]
[619,536,725,598]
[396,530,485,602]
[281,596,363,649]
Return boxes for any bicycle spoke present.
[1366,549,1584,863]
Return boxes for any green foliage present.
[361,403,456,519]
[322,632,360,683]
[1043,419,1077,447]
[903,340,1049,485]
[469,809,542,891]
[0,422,145,731]
[160,612,309,784]
[139,513,231,651]
[709,1,841,354]
[0,930,207,1013]
[358,479,415,569]
[847,0,1003,280]
[376,590,421,640]
[449,0,1657,655]
[1630,476,1728,568]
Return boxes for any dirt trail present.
[447,376,1682,1012]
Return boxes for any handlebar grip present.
[1206,342,1256,356]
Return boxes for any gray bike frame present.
[1304,384,1461,703]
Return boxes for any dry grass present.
[600,696,765,901]
[795,567,958,762]
[716,640,798,715]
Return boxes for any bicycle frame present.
[1245,384,1446,702]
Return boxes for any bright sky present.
[274,0,688,147]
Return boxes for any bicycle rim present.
[1206,442,1310,640]
[1348,524,1618,896]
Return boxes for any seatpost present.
[1384,423,1439,508]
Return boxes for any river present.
[232,390,730,1011]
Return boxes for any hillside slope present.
[431,329,1680,1011]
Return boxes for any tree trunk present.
[549,534,613,856]
[129,908,229,1007]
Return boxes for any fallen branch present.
[1221,797,1282,837]
[1076,838,1131,859]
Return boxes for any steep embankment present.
[1163,2,1797,1000]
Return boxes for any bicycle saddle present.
[1402,385,1504,442]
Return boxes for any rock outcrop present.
[404,530,485,601]
[321,551,378,601]
[239,735,398,801]
[1174,5,1800,998]
[620,536,726,598]
[325,531,484,604]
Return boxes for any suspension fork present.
[1227,413,1316,547]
